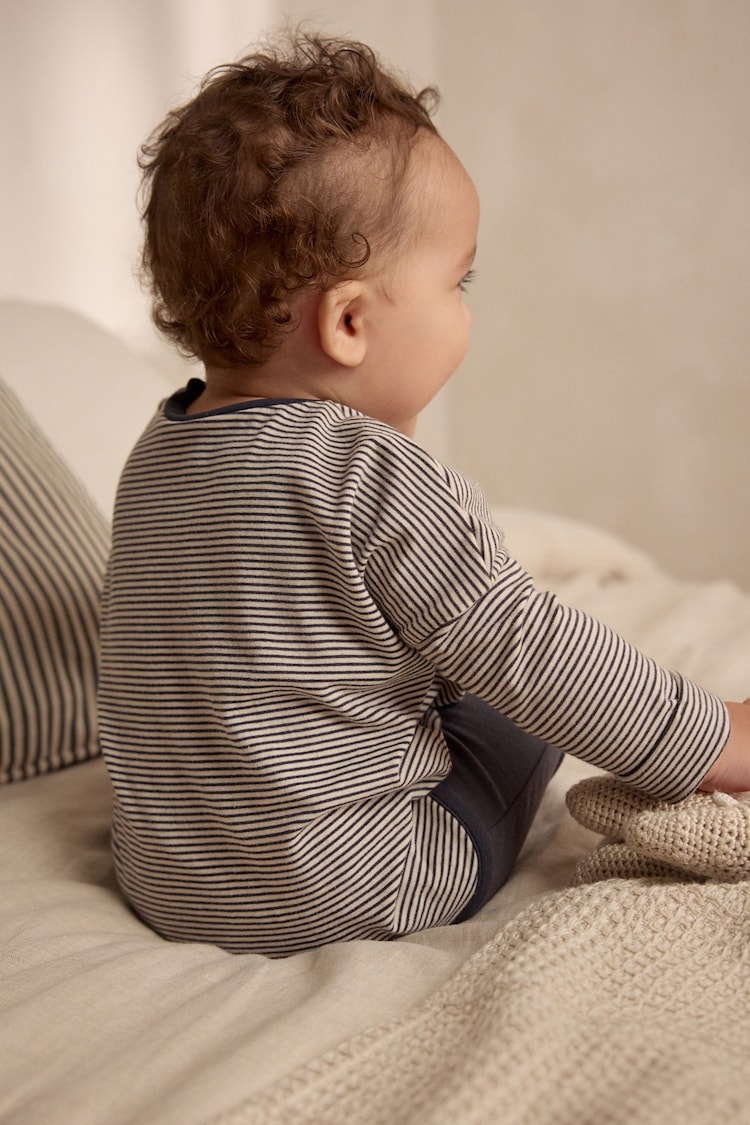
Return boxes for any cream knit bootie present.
[565,775,750,885]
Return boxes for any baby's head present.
[139,33,441,369]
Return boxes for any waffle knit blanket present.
[216,879,750,1125]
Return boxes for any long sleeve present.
[418,555,729,802]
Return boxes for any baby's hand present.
[699,699,750,793]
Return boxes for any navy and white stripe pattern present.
[98,382,728,955]
[1,378,108,783]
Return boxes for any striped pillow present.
[0,378,109,782]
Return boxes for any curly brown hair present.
[138,33,439,367]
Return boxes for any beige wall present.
[435,1,749,586]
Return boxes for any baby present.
[98,33,750,957]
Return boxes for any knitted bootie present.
[571,842,703,886]
[566,775,750,884]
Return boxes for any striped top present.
[98,381,729,955]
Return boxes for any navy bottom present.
[431,695,564,923]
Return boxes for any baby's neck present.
[193,329,331,413]
[188,367,309,414]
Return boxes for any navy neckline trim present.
[164,378,311,421]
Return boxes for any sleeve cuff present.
[614,676,730,802]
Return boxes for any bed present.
[2,299,749,1124]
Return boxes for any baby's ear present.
[318,281,367,367]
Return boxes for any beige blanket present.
[224,880,750,1124]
